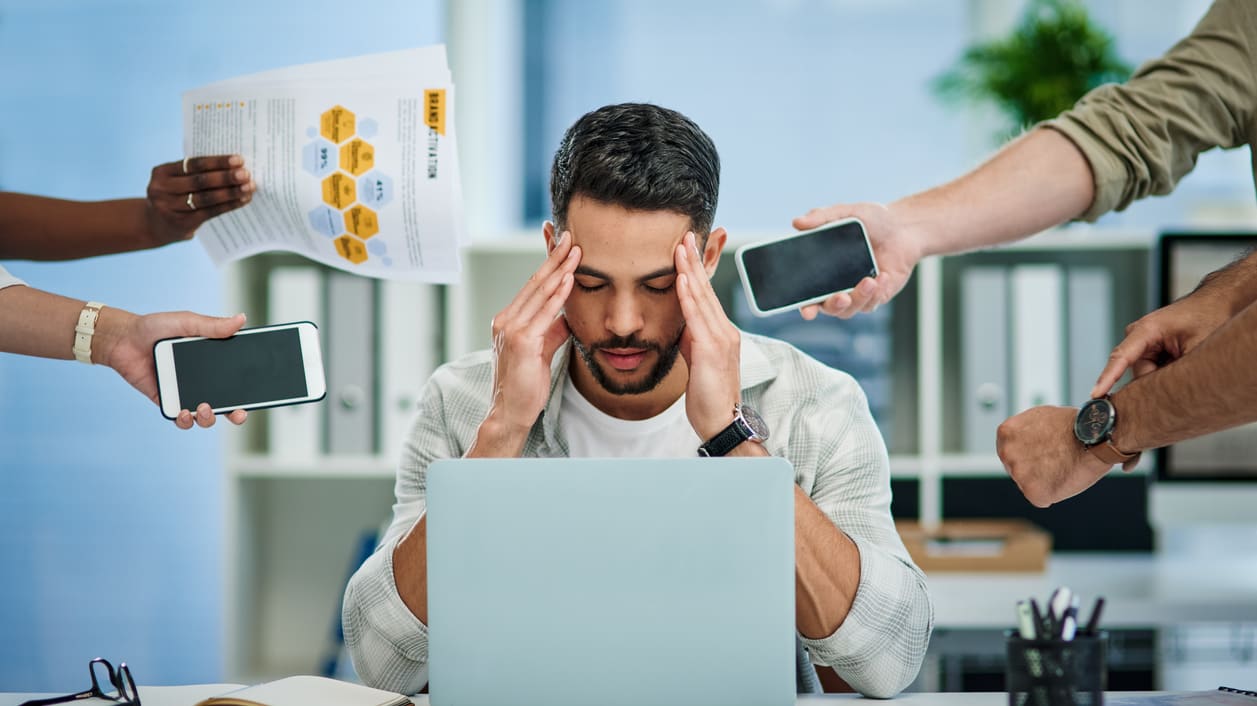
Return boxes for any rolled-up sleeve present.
[1042,0,1257,221]
[788,373,933,698]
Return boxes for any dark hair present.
[550,103,720,238]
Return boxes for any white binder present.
[267,266,324,460]
[1011,264,1065,412]
[961,266,1010,454]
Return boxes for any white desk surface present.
[0,688,1194,706]
[927,551,1257,628]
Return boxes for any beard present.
[571,327,684,395]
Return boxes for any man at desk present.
[341,103,933,698]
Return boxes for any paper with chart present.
[182,46,464,282]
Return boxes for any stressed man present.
[342,103,932,698]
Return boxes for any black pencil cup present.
[1005,630,1107,706]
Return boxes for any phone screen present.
[740,220,877,312]
[172,328,309,409]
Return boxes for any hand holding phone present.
[735,217,879,317]
[153,321,327,420]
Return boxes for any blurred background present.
[2,0,1253,694]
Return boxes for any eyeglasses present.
[20,658,140,706]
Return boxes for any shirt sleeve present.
[341,368,460,694]
[0,263,26,290]
[793,374,934,699]
[1042,0,1257,221]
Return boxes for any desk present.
[0,690,1194,706]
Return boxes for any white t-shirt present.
[0,263,25,290]
[561,376,701,457]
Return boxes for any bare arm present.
[0,155,253,260]
[1113,296,1257,452]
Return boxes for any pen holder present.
[1005,631,1107,706]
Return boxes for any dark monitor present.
[1155,232,1257,483]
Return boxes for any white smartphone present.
[153,321,327,420]
[734,217,879,317]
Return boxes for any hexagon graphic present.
[357,118,379,139]
[357,171,394,208]
[320,105,356,144]
[334,235,368,264]
[339,138,375,176]
[344,205,379,238]
[302,139,337,177]
[308,205,344,238]
[367,238,388,256]
[321,173,356,209]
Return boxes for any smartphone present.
[153,321,327,419]
[734,217,879,317]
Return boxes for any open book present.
[193,675,410,706]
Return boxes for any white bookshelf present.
[220,226,1157,680]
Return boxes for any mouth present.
[598,348,648,371]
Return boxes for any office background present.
[0,0,1250,693]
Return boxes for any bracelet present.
[72,301,105,364]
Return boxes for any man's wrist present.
[469,410,534,458]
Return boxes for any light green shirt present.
[1045,0,1257,220]
[343,332,933,698]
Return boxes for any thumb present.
[541,314,571,362]
[192,312,248,339]
[792,205,847,231]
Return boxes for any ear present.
[543,220,557,251]
[702,227,727,278]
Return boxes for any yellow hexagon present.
[344,205,379,238]
[321,173,356,209]
[339,138,375,176]
[320,105,356,144]
[334,235,368,264]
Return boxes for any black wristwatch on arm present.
[1074,397,1140,467]
[698,403,769,457]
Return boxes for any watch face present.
[739,404,769,441]
[1074,398,1115,445]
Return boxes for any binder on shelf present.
[1066,267,1113,405]
[1011,264,1065,413]
[961,266,1010,454]
[324,272,377,455]
[379,281,439,459]
[267,266,325,461]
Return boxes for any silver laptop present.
[426,457,796,706]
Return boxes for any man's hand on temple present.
[675,231,742,442]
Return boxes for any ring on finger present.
[186,192,196,210]
[182,156,190,174]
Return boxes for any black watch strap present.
[698,419,750,457]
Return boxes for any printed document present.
[182,46,464,282]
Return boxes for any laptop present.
[425,457,796,706]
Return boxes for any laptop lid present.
[426,457,796,706]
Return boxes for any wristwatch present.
[1073,397,1139,467]
[698,403,769,457]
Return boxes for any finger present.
[680,234,722,320]
[1131,359,1158,379]
[845,277,879,315]
[182,154,245,175]
[195,403,216,428]
[818,291,855,318]
[188,196,253,222]
[541,307,574,361]
[791,205,846,231]
[195,312,247,339]
[514,246,580,328]
[799,304,819,321]
[175,409,195,430]
[227,409,248,425]
[677,273,717,344]
[156,167,253,196]
[499,232,575,324]
[1091,338,1151,397]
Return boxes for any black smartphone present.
[153,321,327,419]
[734,217,879,316]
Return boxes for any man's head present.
[550,103,720,248]
[544,103,725,406]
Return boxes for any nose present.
[605,291,645,339]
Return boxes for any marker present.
[1083,597,1106,636]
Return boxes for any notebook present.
[193,675,408,706]
[425,457,797,706]
[1108,687,1257,705]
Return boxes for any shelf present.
[230,454,397,479]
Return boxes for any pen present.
[1083,596,1105,636]
[1029,597,1048,638]
[1016,600,1037,639]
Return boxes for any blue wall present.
[0,0,440,690]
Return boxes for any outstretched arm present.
[0,155,253,260]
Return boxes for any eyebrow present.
[575,264,678,282]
